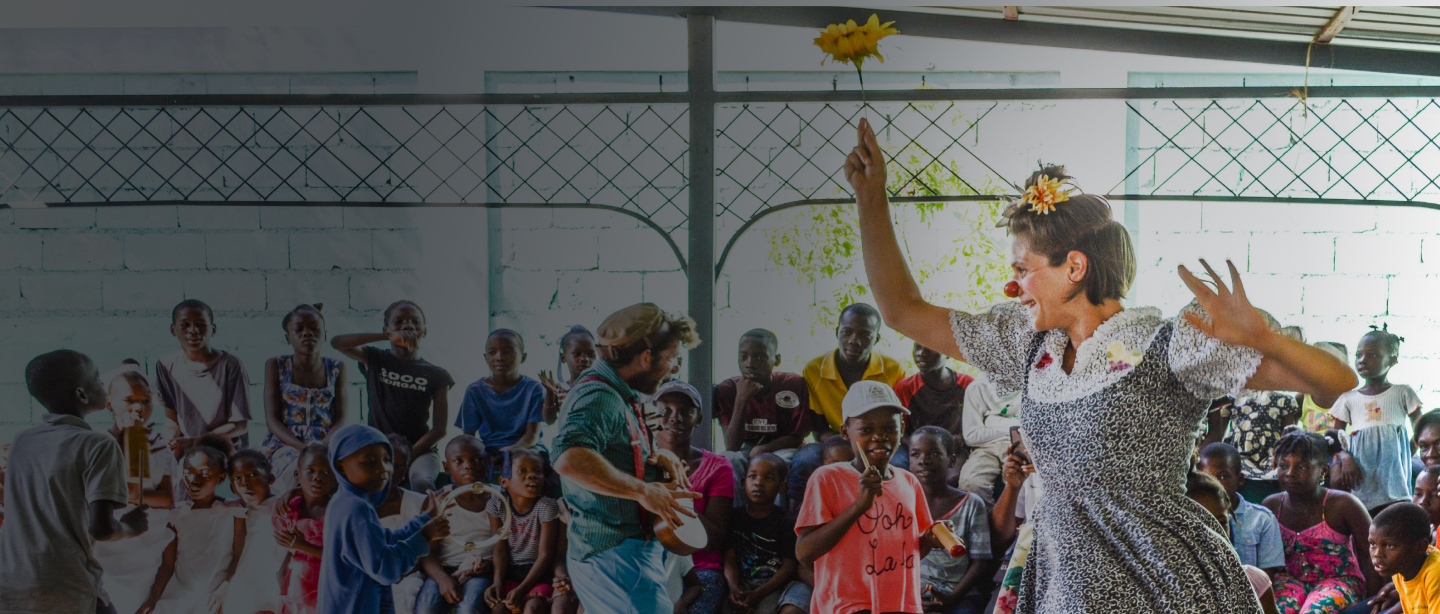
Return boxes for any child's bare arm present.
[504,422,541,451]
[490,513,509,586]
[223,517,246,581]
[413,388,449,455]
[144,476,174,509]
[516,518,560,591]
[1340,494,1383,594]
[140,532,179,612]
[265,358,309,450]
[330,332,391,361]
[796,467,881,564]
[329,365,347,439]
[723,548,743,593]
[675,570,703,614]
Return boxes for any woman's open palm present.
[1178,259,1271,348]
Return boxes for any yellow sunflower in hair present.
[1021,174,1074,215]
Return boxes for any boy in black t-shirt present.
[725,453,797,614]
[715,329,811,502]
[332,299,454,492]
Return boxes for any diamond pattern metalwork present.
[1126,98,1440,202]
[0,103,691,236]
[713,101,1015,230]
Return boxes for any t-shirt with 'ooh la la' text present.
[796,462,933,614]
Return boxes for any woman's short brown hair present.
[1001,165,1136,305]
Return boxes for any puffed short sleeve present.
[948,302,1036,395]
[1167,301,1264,401]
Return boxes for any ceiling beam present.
[1003,6,1018,21]
[1315,6,1359,44]
[577,6,1440,79]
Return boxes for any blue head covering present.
[327,425,394,506]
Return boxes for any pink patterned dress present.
[1273,491,1365,614]
[272,494,326,614]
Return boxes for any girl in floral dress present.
[845,115,1359,614]
[1263,430,1380,613]
[264,304,346,495]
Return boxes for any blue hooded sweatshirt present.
[318,425,432,614]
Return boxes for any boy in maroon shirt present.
[715,329,811,502]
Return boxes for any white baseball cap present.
[841,380,910,422]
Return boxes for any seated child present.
[139,436,247,614]
[1370,503,1440,614]
[911,427,992,614]
[1330,326,1423,512]
[0,350,149,614]
[318,425,449,614]
[956,378,1020,506]
[378,434,429,614]
[715,329,811,499]
[274,444,336,614]
[417,435,496,614]
[539,325,596,427]
[796,381,937,614]
[656,380,735,614]
[1264,430,1381,614]
[820,435,855,466]
[550,511,580,614]
[484,449,561,614]
[1186,470,1281,614]
[724,453,797,614]
[1199,442,1286,574]
[264,304,345,496]
[332,300,455,492]
[1413,465,1440,546]
[458,330,546,454]
[157,299,252,453]
[991,431,1043,614]
[94,361,180,614]
[226,449,286,614]
[892,343,974,471]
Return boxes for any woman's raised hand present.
[844,118,887,206]
[1178,259,1272,349]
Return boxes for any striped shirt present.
[551,360,660,560]
[487,495,559,566]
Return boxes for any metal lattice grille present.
[1127,98,1440,202]
[0,103,691,234]
[714,101,1020,229]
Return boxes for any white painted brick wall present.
[22,274,104,310]
[290,231,374,270]
[262,206,344,229]
[125,234,206,271]
[179,207,259,230]
[98,206,177,229]
[372,231,422,270]
[17,208,96,229]
[0,235,41,269]
[43,234,124,270]
[103,272,185,312]
[207,233,291,270]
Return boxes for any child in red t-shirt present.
[796,381,940,614]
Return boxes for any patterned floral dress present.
[1224,391,1302,481]
[263,356,340,493]
[1272,491,1365,614]
[950,302,1264,614]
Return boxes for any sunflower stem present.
[856,65,868,122]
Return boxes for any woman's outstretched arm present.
[849,118,965,360]
[1179,260,1357,406]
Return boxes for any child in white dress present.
[93,362,178,614]
[225,450,286,614]
[139,440,247,614]
[1330,325,1423,512]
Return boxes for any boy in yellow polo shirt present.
[787,303,906,509]
[1371,502,1440,614]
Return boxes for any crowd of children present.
[8,296,1440,614]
